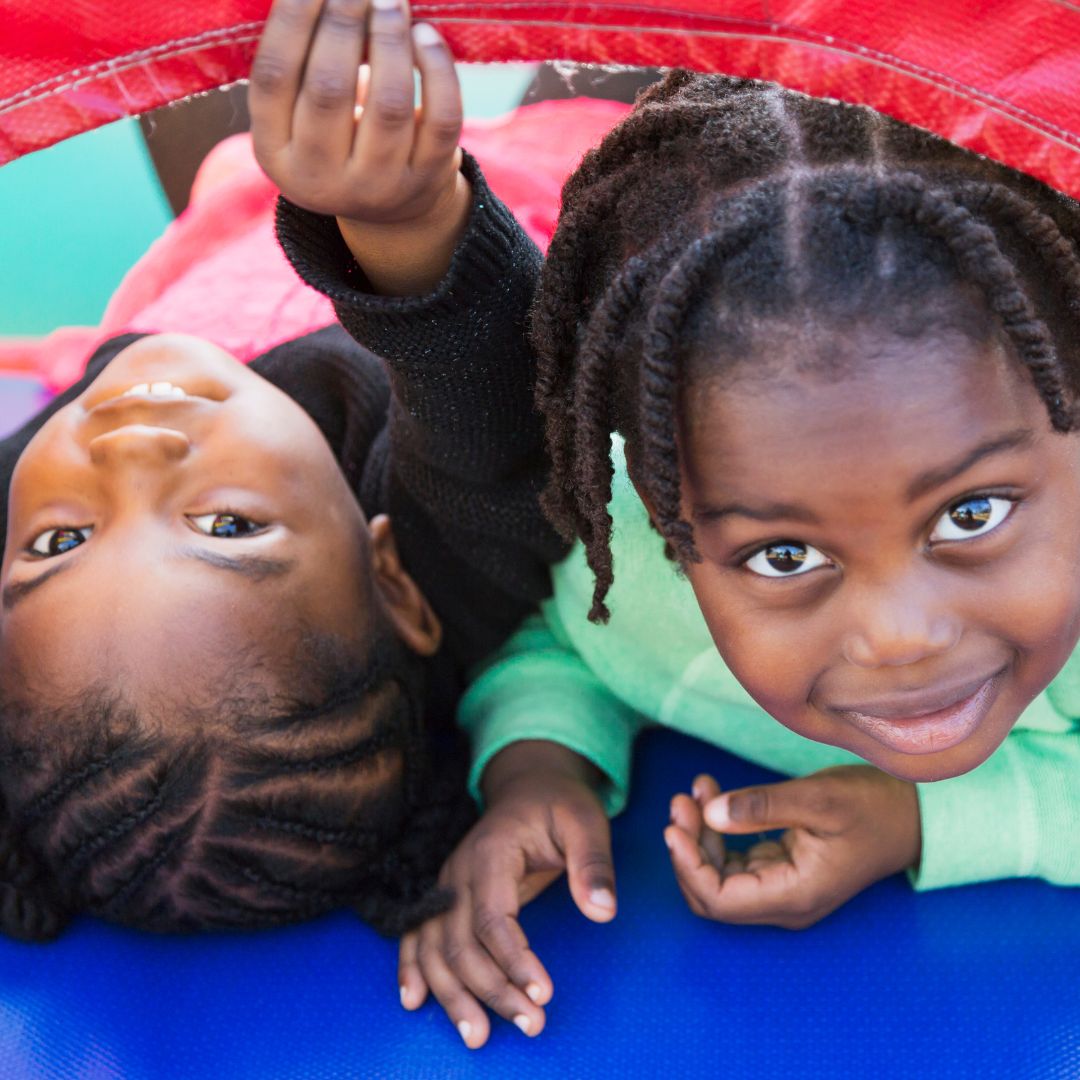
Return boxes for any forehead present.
[0,553,369,704]
[680,330,1049,501]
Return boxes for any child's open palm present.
[665,767,921,928]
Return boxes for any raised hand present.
[398,742,617,1049]
[665,766,920,928]
[249,0,469,293]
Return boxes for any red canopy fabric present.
[2,1,1079,200]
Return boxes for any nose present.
[841,575,960,669]
[88,425,191,468]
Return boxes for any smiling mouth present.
[831,670,1006,755]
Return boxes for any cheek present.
[685,567,826,719]
[989,540,1080,688]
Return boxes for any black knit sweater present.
[0,156,565,707]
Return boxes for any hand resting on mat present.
[666,768,921,929]
[398,741,617,1049]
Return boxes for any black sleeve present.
[0,334,144,562]
[274,154,567,671]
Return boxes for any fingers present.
[704,775,844,836]
[410,23,464,177]
[664,821,723,918]
[249,0,324,158]
[352,0,416,169]
[691,853,820,927]
[690,774,727,868]
[412,893,546,1049]
[470,853,554,1007]
[557,805,617,922]
[397,930,429,1010]
[414,915,493,1048]
[292,0,368,163]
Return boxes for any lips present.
[829,669,1006,756]
[84,376,228,413]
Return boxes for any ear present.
[368,515,442,657]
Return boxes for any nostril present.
[88,425,191,465]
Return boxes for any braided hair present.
[0,628,475,940]
[534,71,1080,622]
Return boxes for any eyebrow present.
[690,427,1036,529]
[2,549,294,612]
[180,548,296,580]
[1,562,73,610]
[905,428,1034,501]
[692,500,821,526]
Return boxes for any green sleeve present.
[458,608,650,816]
[912,726,1080,890]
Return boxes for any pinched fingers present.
[665,820,723,917]
[704,775,849,838]
[691,852,833,929]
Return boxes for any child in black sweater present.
[0,0,562,940]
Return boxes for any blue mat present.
[0,381,1077,1079]
[0,730,1075,1079]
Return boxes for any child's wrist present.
[481,740,603,806]
[336,168,472,296]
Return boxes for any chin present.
[865,733,1008,784]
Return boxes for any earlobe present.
[368,515,442,657]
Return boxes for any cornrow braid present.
[0,628,475,940]
[533,70,1080,620]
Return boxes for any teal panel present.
[0,67,533,338]
[0,120,173,336]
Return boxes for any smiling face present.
[0,333,436,714]
[674,324,1080,782]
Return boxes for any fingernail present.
[412,22,441,46]
[705,796,730,830]
[589,888,616,911]
[526,982,543,1004]
[399,985,409,1007]
[457,1020,472,1044]
[513,1014,532,1035]
[664,830,674,850]
[692,780,704,801]
[373,0,399,9]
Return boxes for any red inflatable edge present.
[2,4,1080,202]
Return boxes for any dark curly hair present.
[534,71,1080,622]
[0,626,475,941]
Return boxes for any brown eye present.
[949,498,992,530]
[29,527,92,557]
[745,541,829,578]
[930,497,1013,543]
[190,513,263,538]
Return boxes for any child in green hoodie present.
[396,72,1080,1048]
